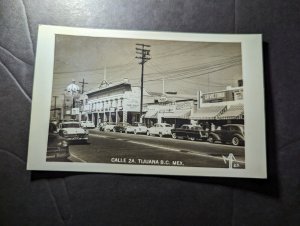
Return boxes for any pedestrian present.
[211,123,215,131]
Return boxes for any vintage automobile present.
[47,123,70,161]
[57,121,89,143]
[80,120,95,129]
[103,122,117,132]
[125,122,147,134]
[99,122,107,131]
[207,124,244,146]
[113,122,131,133]
[171,124,208,141]
[147,123,173,137]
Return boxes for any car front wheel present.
[146,131,150,136]
[232,136,240,146]
[207,136,215,143]
[172,133,177,139]
[189,136,196,141]
[134,130,137,135]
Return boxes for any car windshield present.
[62,123,80,128]
[192,126,203,130]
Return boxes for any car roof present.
[62,121,80,124]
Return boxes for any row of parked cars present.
[99,122,245,146]
[46,120,244,161]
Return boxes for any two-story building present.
[80,79,150,126]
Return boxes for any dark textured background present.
[0,0,299,225]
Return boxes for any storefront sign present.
[202,91,234,103]
[124,98,140,112]
[71,108,79,115]
[176,101,193,110]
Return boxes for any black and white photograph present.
[27,25,266,178]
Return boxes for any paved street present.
[67,129,245,168]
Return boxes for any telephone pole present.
[79,78,88,94]
[136,43,151,121]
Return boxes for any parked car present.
[147,123,173,137]
[113,122,131,133]
[99,122,107,131]
[81,120,95,129]
[103,122,116,132]
[47,123,70,161]
[57,121,89,143]
[207,124,244,146]
[171,124,208,141]
[126,122,147,134]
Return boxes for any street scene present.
[47,34,245,169]
[67,129,245,168]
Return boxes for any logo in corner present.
[222,153,237,169]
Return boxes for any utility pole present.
[136,43,151,122]
[79,78,88,94]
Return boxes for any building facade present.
[61,80,81,121]
[144,99,196,128]
[80,79,149,126]
[190,86,244,128]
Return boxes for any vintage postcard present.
[27,25,267,178]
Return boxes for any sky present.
[51,34,242,106]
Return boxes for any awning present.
[144,110,158,119]
[218,104,244,119]
[190,106,226,120]
[162,110,191,119]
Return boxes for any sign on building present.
[72,108,80,115]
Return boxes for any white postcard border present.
[27,25,267,178]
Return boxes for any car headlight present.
[57,141,68,147]
[84,129,89,134]
[63,130,68,134]
[61,141,68,147]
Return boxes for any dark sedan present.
[207,124,244,146]
[171,124,208,141]
[113,122,130,133]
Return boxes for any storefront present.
[191,86,244,127]
[144,100,195,128]
[144,109,158,127]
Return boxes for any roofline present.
[201,86,243,95]
[86,82,130,95]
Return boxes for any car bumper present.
[47,147,70,160]
[136,130,147,134]
[115,128,125,132]
[64,136,88,141]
